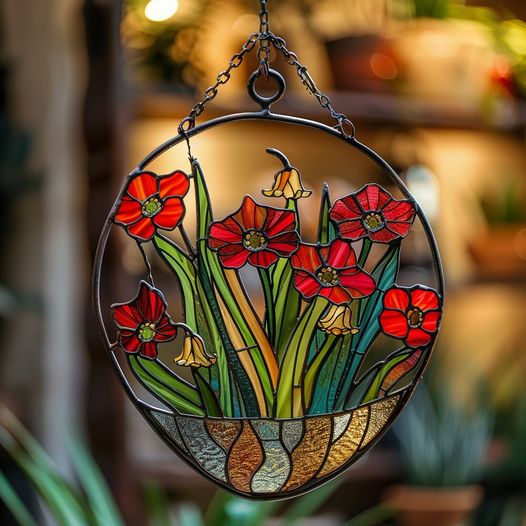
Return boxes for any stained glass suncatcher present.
[93,5,444,500]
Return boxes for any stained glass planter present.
[145,394,401,497]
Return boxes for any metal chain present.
[258,0,271,79]
[269,33,356,138]
[259,0,269,34]
[179,32,261,133]
[178,5,356,140]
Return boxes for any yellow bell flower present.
[263,168,312,200]
[318,305,359,336]
[263,148,312,200]
[175,334,216,368]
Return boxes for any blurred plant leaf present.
[393,383,493,487]
[0,469,38,526]
[342,503,395,526]
[205,490,280,526]
[143,481,171,526]
[282,479,342,526]
[68,435,124,526]
[176,503,204,526]
[0,410,89,525]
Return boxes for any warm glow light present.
[370,53,398,81]
[144,0,179,22]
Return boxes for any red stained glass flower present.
[290,239,376,305]
[114,170,190,242]
[379,286,441,348]
[330,184,416,243]
[208,196,300,269]
[112,281,177,359]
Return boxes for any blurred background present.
[1,0,526,524]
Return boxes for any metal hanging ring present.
[247,68,286,110]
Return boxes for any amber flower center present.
[317,266,339,286]
[407,307,424,329]
[138,322,156,342]
[362,212,385,232]
[142,197,162,217]
[243,230,267,251]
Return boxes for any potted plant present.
[384,383,493,526]
[468,178,526,278]
[473,393,526,526]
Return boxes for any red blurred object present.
[490,55,519,98]
[326,36,400,92]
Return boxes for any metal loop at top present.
[247,68,286,110]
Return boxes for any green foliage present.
[479,178,526,226]
[0,408,124,526]
[390,0,452,19]
[473,393,526,526]
[341,504,395,526]
[394,383,493,487]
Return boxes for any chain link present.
[258,0,271,79]
[259,0,269,34]
[179,32,261,133]
[269,33,356,138]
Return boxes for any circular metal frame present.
[93,109,445,500]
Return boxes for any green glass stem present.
[358,238,373,267]
[259,266,276,346]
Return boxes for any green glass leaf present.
[334,243,401,411]
[275,298,328,418]
[137,357,203,406]
[304,336,344,414]
[193,161,275,417]
[305,335,347,414]
[356,243,401,347]
[193,370,222,417]
[259,267,276,344]
[270,248,301,359]
[317,183,337,245]
[128,356,205,416]
[153,235,232,416]
[344,368,377,410]
[362,349,412,403]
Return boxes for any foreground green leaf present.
[0,412,88,526]
[0,469,38,526]
[68,435,124,526]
